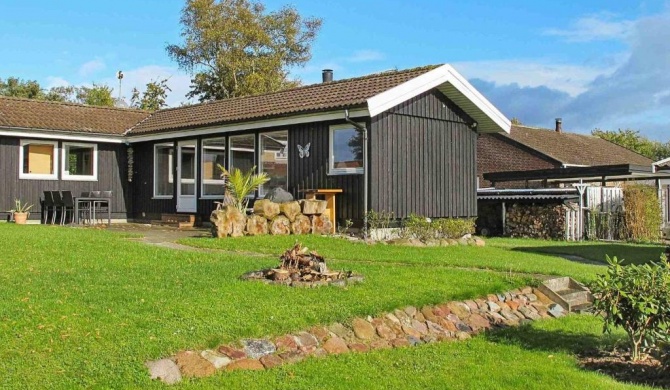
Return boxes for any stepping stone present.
[146,359,182,385]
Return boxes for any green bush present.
[400,214,476,241]
[590,255,670,361]
[623,184,662,242]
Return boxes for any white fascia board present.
[126,108,370,143]
[653,156,670,166]
[366,64,511,133]
[0,127,125,143]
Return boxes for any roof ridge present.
[512,124,601,138]
[0,95,151,114]
[154,64,442,114]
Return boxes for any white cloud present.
[78,59,106,78]
[543,13,634,42]
[347,50,385,63]
[45,76,70,89]
[453,59,618,96]
[97,65,193,107]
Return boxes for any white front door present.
[176,140,197,213]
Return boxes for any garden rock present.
[548,303,566,318]
[242,339,276,359]
[301,199,327,215]
[175,351,216,378]
[246,215,269,236]
[217,346,246,360]
[447,302,471,318]
[226,358,264,371]
[280,201,302,222]
[352,318,375,340]
[200,350,232,369]
[311,214,333,235]
[146,359,182,385]
[294,332,319,348]
[253,199,280,220]
[264,187,294,203]
[269,216,291,235]
[290,214,312,235]
[259,354,284,369]
[323,337,349,354]
[348,343,369,353]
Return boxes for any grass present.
[0,224,654,389]
[179,235,609,282]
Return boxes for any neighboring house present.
[0,64,510,225]
[477,121,653,188]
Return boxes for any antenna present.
[117,71,124,102]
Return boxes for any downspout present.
[344,109,368,240]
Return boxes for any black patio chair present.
[79,192,92,224]
[42,191,54,224]
[61,191,75,225]
[51,191,64,225]
[93,191,112,224]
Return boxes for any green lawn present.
[0,224,653,389]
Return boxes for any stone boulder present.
[210,205,246,238]
[253,199,280,220]
[246,215,269,236]
[301,199,327,215]
[290,214,312,235]
[264,187,294,203]
[311,214,333,235]
[280,201,302,222]
[269,216,291,235]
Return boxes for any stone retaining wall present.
[146,286,565,384]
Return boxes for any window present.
[62,142,97,180]
[154,143,174,198]
[229,134,255,172]
[201,137,227,197]
[329,124,363,174]
[259,131,288,196]
[19,140,58,180]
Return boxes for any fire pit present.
[241,243,363,287]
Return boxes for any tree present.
[510,117,523,125]
[166,0,322,102]
[592,128,670,161]
[77,84,115,107]
[130,78,172,111]
[0,77,47,100]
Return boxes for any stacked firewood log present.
[210,199,333,238]
[505,203,566,239]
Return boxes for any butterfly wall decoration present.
[297,143,311,158]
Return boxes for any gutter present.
[344,109,369,240]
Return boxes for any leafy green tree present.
[77,84,115,107]
[592,128,670,161]
[130,78,172,111]
[0,77,47,99]
[166,0,322,102]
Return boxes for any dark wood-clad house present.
[0,64,510,225]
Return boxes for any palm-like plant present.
[217,164,269,212]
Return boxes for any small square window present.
[62,143,98,181]
[329,124,363,175]
[19,140,59,180]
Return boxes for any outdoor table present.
[300,189,343,234]
[74,197,111,226]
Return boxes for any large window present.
[229,134,255,173]
[329,124,363,174]
[154,143,174,198]
[259,131,288,196]
[201,137,227,197]
[19,140,58,180]
[62,142,97,180]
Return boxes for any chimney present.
[555,118,562,133]
[322,69,333,83]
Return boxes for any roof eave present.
[366,64,511,133]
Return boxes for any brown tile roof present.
[129,65,439,134]
[504,124,653,166]
[0,96,150,135]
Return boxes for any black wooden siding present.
[370,90,478,218]
[0,136,130,220]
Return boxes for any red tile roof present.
[0,96,149,135]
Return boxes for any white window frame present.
[61,142,98,181]
[200,137,227,199]
[258,130,289,197]
[153,143,174,199]
[19,139,59,180]
[329,123,364,175]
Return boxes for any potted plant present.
[8,199,33,225]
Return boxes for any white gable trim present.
[366,64,511,134]
[0,128,125,143]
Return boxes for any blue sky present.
[1,1,668,139]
